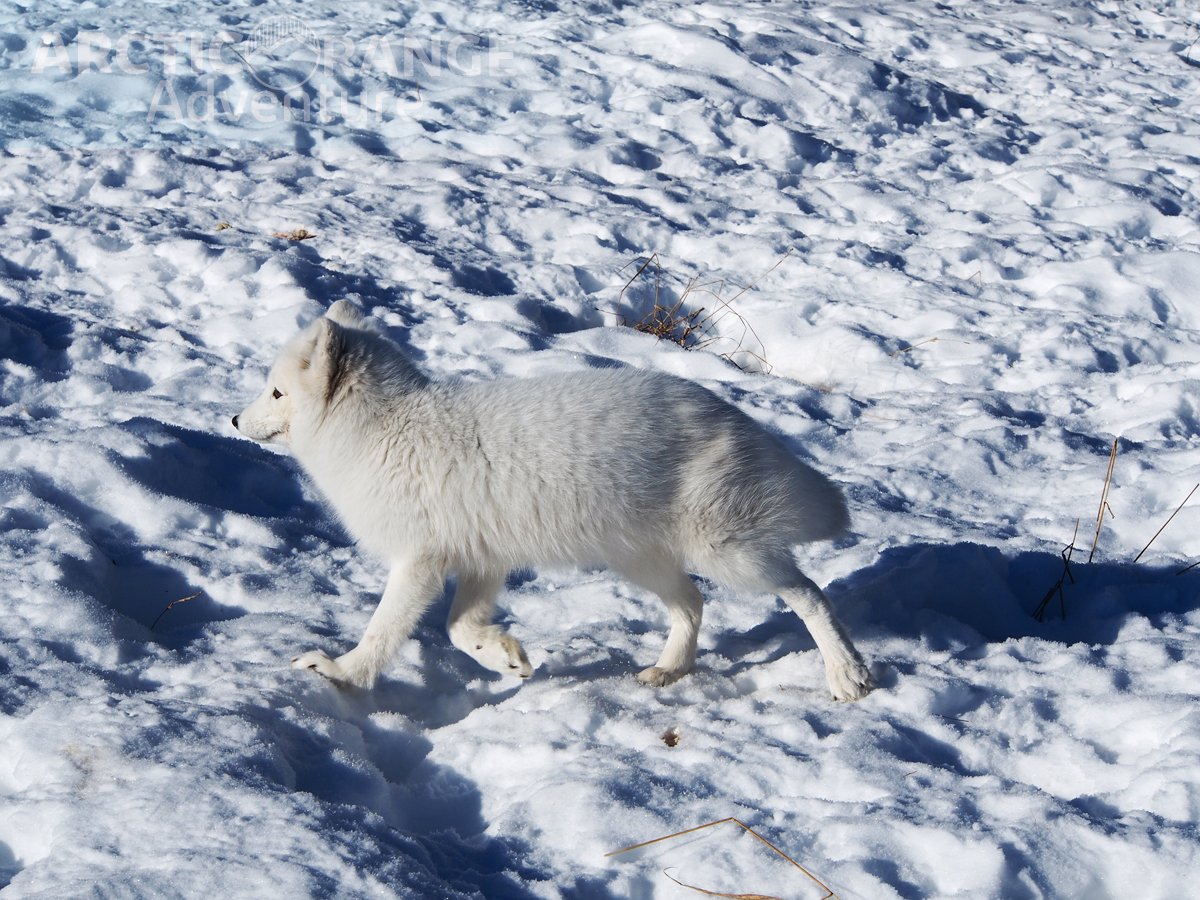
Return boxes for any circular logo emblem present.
[238,16,323,92]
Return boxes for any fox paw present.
[636,665,687,688]
[471,632,534,679]
[290,649,372,688]
[292,649,341,677]
[827,658,873,702]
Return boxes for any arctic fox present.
[233,301,872,701]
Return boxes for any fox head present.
[232,300,364,444]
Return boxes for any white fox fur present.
[233,301,872,701]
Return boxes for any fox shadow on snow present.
[840,541,1198,646]
[714,541,1198,678]
[51,417,343,647]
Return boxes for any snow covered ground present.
[2,0,1199,896]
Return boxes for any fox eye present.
[272,388,283,399]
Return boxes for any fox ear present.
[301,318,347,401]
[326,299,365,328]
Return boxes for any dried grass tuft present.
[1037,438,1200,610]
[600,252,786,373]
[1034,437,1118,620]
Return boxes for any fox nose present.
[231,415,240,430]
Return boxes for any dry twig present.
[888,335,973,358]
[606,817,836,900]
[1088,437,1119,563]
[663,868,783,900]
[1133,483,1199,564]
[150,590,204,631]
[1033,521,1079,623]
[889,336,942,357]
[273,228,317,241]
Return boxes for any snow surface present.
[2,1,1199,897]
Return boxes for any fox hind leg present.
[777,570,872,701]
